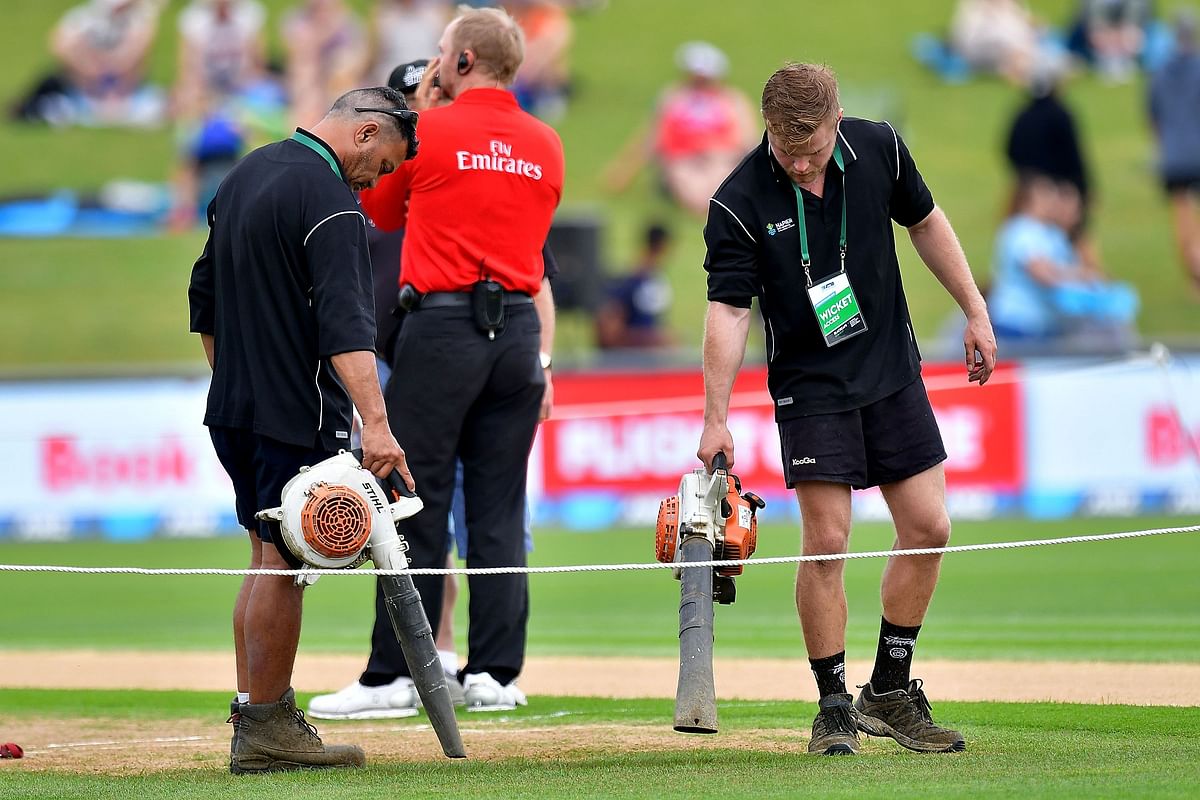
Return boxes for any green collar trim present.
[291,129,343,179]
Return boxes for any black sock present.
[870,617,921,693]
[809,651,847,698]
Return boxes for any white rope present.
[3,523,1196,577]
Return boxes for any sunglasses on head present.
[354,107,420,160]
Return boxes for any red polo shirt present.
[359,87,564,295]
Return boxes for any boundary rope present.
[2,523,1196,577]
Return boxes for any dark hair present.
[328,87,420,159]
[645,223,671,251]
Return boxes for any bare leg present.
[233,533,264,694]
[435,552,458,654]
[1168,192,1200,291]
[245,542,304,704]
[794,481,853,658]
[877,464,952,626]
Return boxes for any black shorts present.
[209,426,331,566]
[778,379,947,490]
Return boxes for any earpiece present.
[457,51,471,75]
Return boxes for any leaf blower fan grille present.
[300,484,374,559]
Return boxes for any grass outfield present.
[1,516,1197,662]
[2,0,1198,368]
[1,691,1199,798]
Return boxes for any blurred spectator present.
[169,0,286,229]
[988,175,1138,351]
[1147,10,1200,294]
[281,0,369,128]
[949,0,1042,84]
[595,223,674,350]
[603,41,757,217]
[1004,56,1099,269]
[1066,0,1154,81]
[505,0,573,120]
[369,0,449,85]
[14,0,165,126]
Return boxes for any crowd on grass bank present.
[6,0,1200,357]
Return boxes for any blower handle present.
[351,448,417,499]
[711,451,729,474]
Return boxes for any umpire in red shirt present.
[357,6,563,709]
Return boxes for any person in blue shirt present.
[988,174,1138,349]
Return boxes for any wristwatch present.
[539,351,553,370]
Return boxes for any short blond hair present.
[761,63,840,147]
[449,5,525,86]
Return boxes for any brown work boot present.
[227,698,242,772]
[232,688,366,774]
[854,679,966,753]
[807,693,860,755]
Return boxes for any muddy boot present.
[233,688,366,774]
[227,698,242,773]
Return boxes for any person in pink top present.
[603,41,757,216]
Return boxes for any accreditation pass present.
[807,272,868,347]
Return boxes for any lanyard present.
[291,130,343,179]
[792,143,846,287]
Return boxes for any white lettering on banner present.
[933,407,984,471]
[41,435,194,491]
[455,149,544,180]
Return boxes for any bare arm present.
[908,206,997,385]
[534,276,556,421]
[200,333,214,369]
[697,301,751,470]
[330,350,413,487]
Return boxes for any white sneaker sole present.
[307,707,420,720]
[465,702,518,712]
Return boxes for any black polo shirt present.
[704,118,935,419]
[189,128,377,450]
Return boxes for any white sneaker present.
[462,672,527,712]
[307,678,421,720]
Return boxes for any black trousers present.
[362,303,543,686]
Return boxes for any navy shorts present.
[778,379,947,490]
[209,426,331,567]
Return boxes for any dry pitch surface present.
[2,651,1198,774]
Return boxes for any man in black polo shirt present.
[697,64,996,756]
[188,86,418,773]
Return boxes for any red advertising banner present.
[541,363,1023,496]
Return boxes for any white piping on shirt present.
[303,210,364,247]
[709,198,757,244]
[765,316,777,362]
[883,121,900,181]
[313,360,324,433]
[836,128,858,161]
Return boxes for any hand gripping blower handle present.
[257,449,465,759]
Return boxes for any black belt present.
[407,290,533,310]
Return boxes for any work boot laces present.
[283,700,322,743]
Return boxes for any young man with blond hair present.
[698,63,996,755]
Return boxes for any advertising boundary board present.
[0,355,1196,540]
